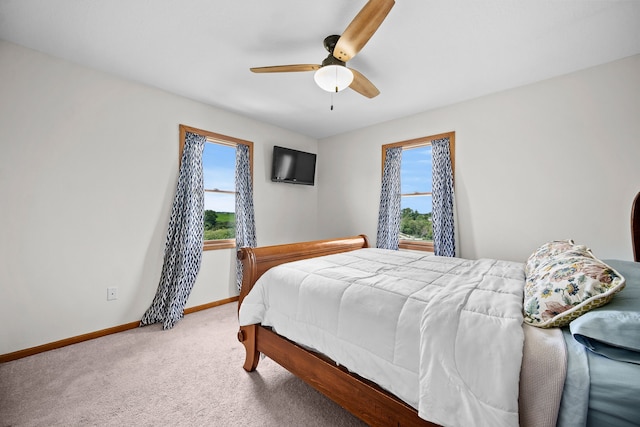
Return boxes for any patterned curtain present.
[432,137,455,257]
[140,132,205,330]
[235,143,257,291]
[376,146,402,250]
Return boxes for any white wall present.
[0,40,319,354]
[318,54,640,263]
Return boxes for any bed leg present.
[237,325,260,371]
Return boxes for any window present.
[381,132,455,252]
[203,142,236,243]
[179,125,253,251]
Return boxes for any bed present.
[236,195,640,426]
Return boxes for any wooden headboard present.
[237,234,370,308]
[633,192,640,262]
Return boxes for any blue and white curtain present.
[376,147,402,250]
[140,132,205,330]
[235,143,257,291]
[432,137,455,257]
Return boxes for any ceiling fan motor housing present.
[323,35,341,54]
[321,54,346,68]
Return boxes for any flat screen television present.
[271,145,317,186]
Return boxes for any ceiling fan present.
[250,0,395,99]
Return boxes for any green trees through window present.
[400,208,432,241]
[203,210,235,240]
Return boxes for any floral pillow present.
[523,242,626,328]
[524,239,588,277]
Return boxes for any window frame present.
[178,124,254,251]
[381,131,455,252]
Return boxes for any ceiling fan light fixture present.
[314,65,353,93]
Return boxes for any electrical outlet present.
[107,287,118,301]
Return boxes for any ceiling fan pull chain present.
[331,92,334,111]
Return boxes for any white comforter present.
[238,248,524,427]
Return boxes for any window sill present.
[203,239,236,251]
[399,240,434,252]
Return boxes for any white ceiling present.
[1,0,639,139]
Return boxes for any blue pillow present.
[570,260,640,364]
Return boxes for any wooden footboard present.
[236,235,438,427]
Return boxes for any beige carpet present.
[0,302,366,426]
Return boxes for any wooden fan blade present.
[333,0,395,62]
[349,68,380,98]
[250,64,321,73]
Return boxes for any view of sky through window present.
[203,142,235,213]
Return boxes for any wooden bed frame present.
[236,196,640,426]
[237,235,438,427]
